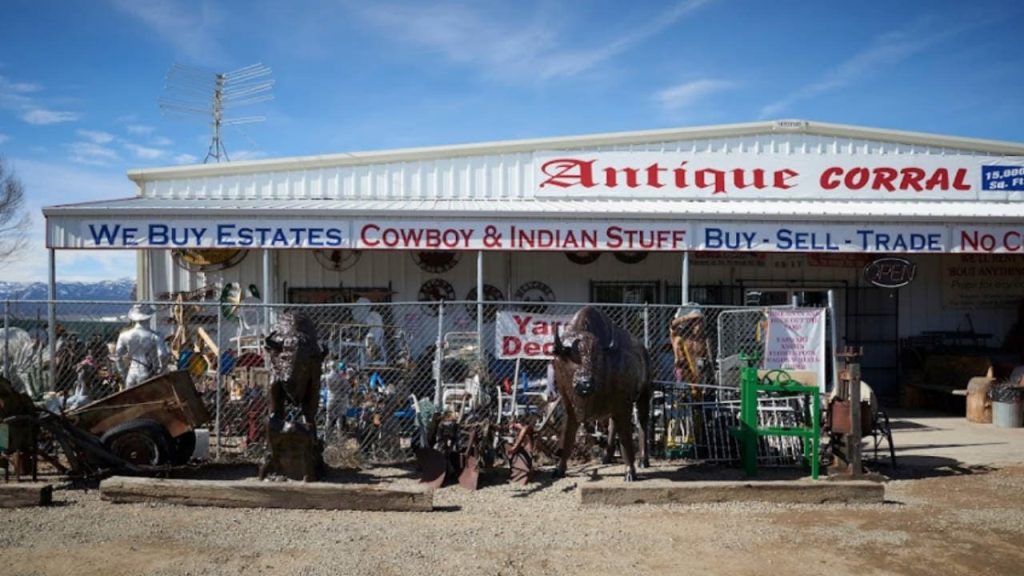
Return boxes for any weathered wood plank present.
[578,480,884,506]
[0,483,53,508]
[100,476,433,511]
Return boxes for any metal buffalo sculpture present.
[551,306,652,482]
[259,311,323,480]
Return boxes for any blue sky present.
[1,0,1023,282]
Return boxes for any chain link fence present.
[2,297,827,468]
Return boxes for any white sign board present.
[354,221,690,251]
[55,218,352,249]
[534,152,1024,201]
[763,309,827,391]
[952,225,1024,254]
[495,311,573,359]
[694,223,948,253]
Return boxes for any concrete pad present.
[100,476,433,511]
[578,479,884,506]
[886,409,1024,469]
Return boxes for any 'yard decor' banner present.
[495,311,573,359]
[763,308,827,392]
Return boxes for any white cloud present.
[123,142,165,160]
[654,79,734,112]
[151,136,173,147]
[56,250,138,283]
[759,20,965,118]
[126,124,154,135]
[1,74,80,125]
[107,0,227,63]
[10,157,131,206]
[174,153,198,164]
[0,158,133,282]
[68,141,121,165]
[229,149,267,161]
[77,129,116,144]
[21,107,81,125]
[0,75,38,110]
[350,0,714,83]
[0,133,9,144]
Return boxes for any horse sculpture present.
[551,306,652,482]
[259,311,323,480]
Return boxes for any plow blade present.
[457,454,480,490]
[415,447,447,490]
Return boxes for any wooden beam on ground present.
[578,480,884,507]
[100,476,433,511]
[0,483,53,508]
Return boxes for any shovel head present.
[509,450,533,486]
[458,454,480,490]
[416,447,447,489]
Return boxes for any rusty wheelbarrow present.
[66,370,211,467]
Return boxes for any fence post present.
[3,299,9,381]
[827,289,838,392]
[215,301,223,461]
[642,303,650,350]
[48,249,56,393]
[433,301,445,406]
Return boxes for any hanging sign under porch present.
[763,308,827,392]
[354,221,690,251]
[57,218,352,249]
[50,217,995,255]
[695,223,948,253]
[495,311,573,359]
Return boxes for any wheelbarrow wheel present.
[100,419,173,467]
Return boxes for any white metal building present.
[43,119,1024,398]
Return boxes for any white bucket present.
[192,428,211,460]
[992,400,1024,428]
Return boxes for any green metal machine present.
[730,354,821,479]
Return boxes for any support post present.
[827,290,839,392]
[831,348,864,477]
[3,299,9,381]
[642,304,650,350]
[215,302,223,461]
[262,249,271,333]
[681,251,690,305]
[48,249,56,392]
[433,302,445,407]
[476,250,483,360]
[849,357,862,475]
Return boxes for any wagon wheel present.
[100,419,173,467]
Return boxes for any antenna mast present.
[159,63,274,163]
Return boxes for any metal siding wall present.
[139,135,986,199]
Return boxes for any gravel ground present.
[3,460,1024,576]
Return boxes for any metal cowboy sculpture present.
[114,303,170,389]
[551,306,652,482]
[259,311,323,481]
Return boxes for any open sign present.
[863,257,917,288]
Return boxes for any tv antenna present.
[158,63,274,163]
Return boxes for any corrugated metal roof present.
[126,119,1024,185]
[42,195,1024,223]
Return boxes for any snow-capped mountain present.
[0,278,135,304]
